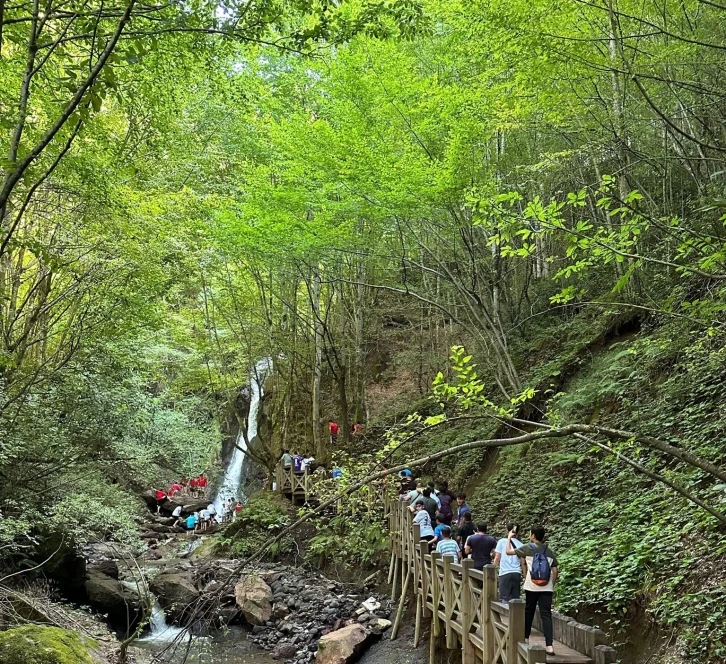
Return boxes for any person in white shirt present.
[171,504,183,527]
[412,501,436,543]
[493,522,524,601]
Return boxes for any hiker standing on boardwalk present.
[507,525,558,656]
[412,500,436,543]
[456,512,475,553]
[437,481,456,524]
[435,526,461,562]
[493,523,524,601]
[464,523,497,570]
[455,493,471,526]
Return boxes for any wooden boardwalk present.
[273,462,616,664]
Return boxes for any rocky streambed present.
[82,530,396,664]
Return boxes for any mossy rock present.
[0,625,98,664]
[189,536,220,560]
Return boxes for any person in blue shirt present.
[433,514,447,542]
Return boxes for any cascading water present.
[139,600,187,643]
[213,357,272,517]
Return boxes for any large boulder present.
[150,571,199,621]
[85,569,142,632]
[315,624,371,664]
[0,625,98,664]
[234,575,273,625]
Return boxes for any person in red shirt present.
[329,421,339,444]
[189,477,198,497]
[352,423,363,435]
[234,502,243,520]
[198,473,208,495]
[179,477,188,496]
[168,482,182,498]
[154,488,167,514]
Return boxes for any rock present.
[273,643,298,659]
[150,572,199,621]
[235,575,273,626]
[356,613,370,623]
[361,598,380,613]
[85,569,142,631]
[88,559,118,579]
[0,625,98,664]
[272,603,289,619]
[375,619,392,631]
[315,624,371,664]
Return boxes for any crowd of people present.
[153,473,209,513]
[152,472,245,533]
[173,498,244,532]
[399,471,558,656]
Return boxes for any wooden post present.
[442,556,456,649]
[391,568,412,640]
[594,645,617,664]
[429,616,437,664]
[483,565,496,663]
[460,559,476,664]
[413,594,422,647]
[527,644,547,664]
[387,550,396,585]
[430,552,442,637]
[508,599,526,663]
[391,555,400,601]
[412,523,421,596]
[419,542,431,618]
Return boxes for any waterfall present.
[214,357,272,517]
[139,601,187,642]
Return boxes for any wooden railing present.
[273,461,389,516]
[388,499,618,664]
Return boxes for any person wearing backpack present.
[507,525,558,656]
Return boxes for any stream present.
[133,626,276,663]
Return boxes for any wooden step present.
[528,633,593,664]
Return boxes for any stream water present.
[213,357,272,517]
[133,626,276,663]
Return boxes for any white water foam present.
[139,601,188,643]
[213,357,272,517]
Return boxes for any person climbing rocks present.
[455,493,471,526]
[507,525,559,656]
[352,422,363,435]
[412,500,436,543]
[154,488,167,514]
[329,421,339,444]
[186,512,198,531]
[464,523,497,571]
[493,523,524,602]
[168,481,182,498]
[456,511,475,553]
[207,502,217,526]
[435,526,461,562]
[172,504,183,527]
[437,481,456,525]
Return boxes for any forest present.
[1,0,726,662]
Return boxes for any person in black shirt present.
[465,523,497,570]
[456,512,475,554]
